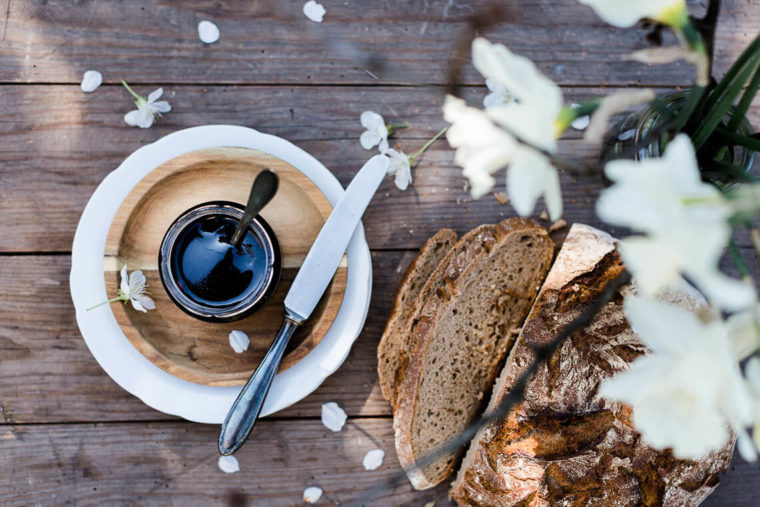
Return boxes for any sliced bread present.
[393,218,555,490]
[450,223,734,506]
[377,228,458,406]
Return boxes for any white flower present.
[360,111,389,153]
[483,78,513,109]
[385,149,412,191]
[362,449,385,470]
[80,70,102,93]
[597,134,755,311]
[303,0,326,23]
[728,305,760,360]
[600,295,754,460]
[218,455,240,474]
[122,81,172,129]
[577,0,688,28]
[321,402,347,432]
[745,358,760,454]
[303,486,323,503]
[472,37,563,153]
[228,330,250,354]
[198,20,220,44]
[119,265,156,312]
[443,95,562,220]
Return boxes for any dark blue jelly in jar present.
[159,202,281,322]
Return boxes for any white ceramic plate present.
[70,125,372,424]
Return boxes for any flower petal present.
[80,70,103,93]
[218,455,240,474]
[147,88,164,103]
[129,269,147,293]
[321,402,346,432]
[228,330,250,354]
[362,449,385,471]
[360,110,385,130]
[302,0,326,22]
[120,265,129,295]
[132,294,155,311]
[360,130,380,150]
[150,100,171,114]
[130,297,147,313]
[198,20,220,44]
[303,487,323,503]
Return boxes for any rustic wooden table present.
[1,0,759,505]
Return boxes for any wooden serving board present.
[104,147,347,387]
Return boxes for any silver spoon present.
[230,169,279,248]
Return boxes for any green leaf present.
[715,128,760,152]
[727,62,760,133]
[704,34,760,112]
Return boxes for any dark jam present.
[170,215,269,308]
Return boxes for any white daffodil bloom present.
[444,95,563,219]
[482,78,513,109]
[472,38,563,153]
[359,111,389,153]
[119,265,156,312]
[745,358,760,453]
[122,81,172,129]
[600,296,755,460]
[597,134,756,311]
[385,148,412,191]
[578,0,688,29]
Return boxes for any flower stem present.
[121,80,144,102]
[86,296,122,312]
[410,127,447,161]
[387,123,409,135]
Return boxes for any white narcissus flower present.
[482,78,513,109]
[443,95,563,220]
[122,81,172,129]
[597,134,755,311]
[385,149,412,191]
[600,296,755,460]
[360,111,389,153]
[577,0,688,29]
[119,265,156,312]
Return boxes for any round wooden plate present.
[104,147,347,387]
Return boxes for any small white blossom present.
[303,486,323,503]
[218,455,240,474]
[80,70,102,93]
[360,111,389,153]
[228,330,250,354]
[577,0,688,28]
[362,449,385,470]
[600,296,754,460]
[303,1,326,23]
[597,134,756,311]
[122,81,172,129]
[321,402,347,432]
[483,78,513,109]
[198,20,220,44]
[119,265,156,312]
[385,149,412,191]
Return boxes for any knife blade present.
[219,154,390,455]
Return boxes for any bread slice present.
[377,228,458,406]
[393,218,554,490]
[451,224,734,506]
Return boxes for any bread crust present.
[377,228,458,405]
[450,224,734,506]
[394,218,554,490]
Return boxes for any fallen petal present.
[362,449,385,470]
[229,330,250,354]
[303,486,323,503]
[198,20,221,44]
[571,115,590,130]
[218,455,240,474]
[80,70,103,93]
[321,402,347,432]
[303,0,326,22]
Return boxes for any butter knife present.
[218,154,390,455]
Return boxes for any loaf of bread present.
[377,228,458,407]
[393,218,555,490]
[450,224,734,506]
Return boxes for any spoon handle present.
[218,311,302,455]
[231,169,279,248]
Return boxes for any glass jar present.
[601,91,756,190]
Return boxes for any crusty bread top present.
[393,218,554,490]
[451,224,734,506]
[377,229,458,406]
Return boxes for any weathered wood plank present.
[0,0,716,86]
[1,84,758,253]
[0,418,450,506]
[0,419,756,506]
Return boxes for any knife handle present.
[218,313,302,455]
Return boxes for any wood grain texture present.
[1,84,758,254]
[103,147,345,386]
